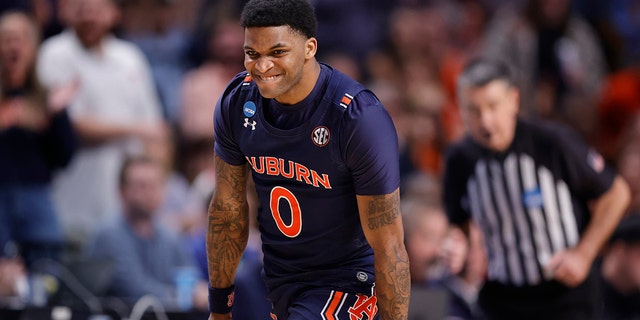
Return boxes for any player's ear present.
[305,37,317,59]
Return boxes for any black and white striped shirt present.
[444,119,615,286]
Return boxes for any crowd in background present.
[0,0,639,319]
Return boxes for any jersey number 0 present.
[270,186,302,238]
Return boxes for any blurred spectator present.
[572,0,621,72]
[36,0,165,246]
[185,0,244,68]
[369,4,466,177]
[0,11,77,268]
[321,51,362,82]
[0,0,64,39]
[401,172,442,205]
[178,16,243,143]
[120,0,191,123]
[605,0,640,68]
[0,0,30,14]
[313,0,394,68]
[478,0,526,13]
[598,213,640,320]
[617,127,640,214]
[403,82,448,175]
[143,127,204,235]
[0,257,28,299]
[481,0,607,139]
[445,223,487,320]
[175,16,244,210]
[402,198,475,319]
[85,156,208,310]
[403,199,454,285]
[438,0,488,143]
[596,61,640,162]
[381,5,444,76]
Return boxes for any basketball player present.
[206,0,410,319]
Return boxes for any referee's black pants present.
[477,272,598,320]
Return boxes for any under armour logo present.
[244,118,256,130]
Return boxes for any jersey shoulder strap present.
[219,71,255,107]
[321,64,368,110]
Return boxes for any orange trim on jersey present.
[243,75,252,82]
[341,96,352,105]
[323,291,345,320]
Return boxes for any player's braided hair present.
[240,0,317,39]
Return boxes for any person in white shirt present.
[36,0,166,245]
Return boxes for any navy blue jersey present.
[214,64,400,299]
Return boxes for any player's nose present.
[254,56,274,73]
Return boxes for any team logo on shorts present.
[312,126,330,147]
[322,291,378,320]
[348,293,378,320]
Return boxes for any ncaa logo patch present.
[312,126,330,147]
[243,101,257,118]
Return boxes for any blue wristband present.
[208,285,235,314]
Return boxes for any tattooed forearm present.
[357,189,410,320]
[207,155,250,288]
[207,208,248,286]
[375,245,410,320]
[367,194,401,230]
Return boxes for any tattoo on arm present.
[375,245,411,320]
[207,155,250,287]
[359,190,410,320]
[367,194,401,230]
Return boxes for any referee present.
[443,58,630,320]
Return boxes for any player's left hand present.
[545,249,592,287]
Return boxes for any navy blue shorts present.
[270,286,380,320]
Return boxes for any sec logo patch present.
[312,126,330,147]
